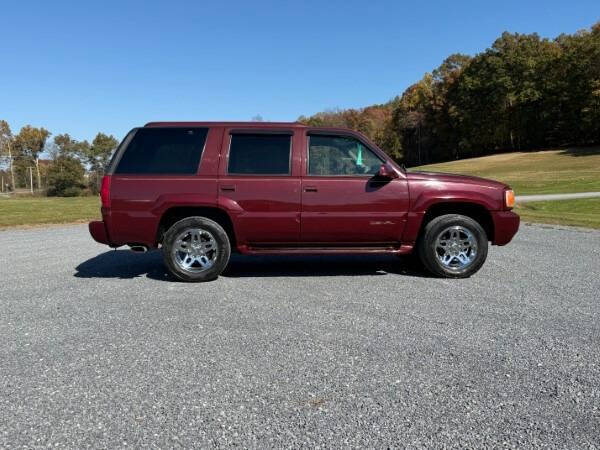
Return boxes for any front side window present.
[308,135,383,176]
[228,134,291,175]
[115,127,208,174]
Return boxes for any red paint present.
[490,211,521,245]
[90,122,519,253]
[300,177,409,243]
[89,220,109,244]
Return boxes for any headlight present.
[504,189,515,209]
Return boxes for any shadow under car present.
[74,250,430,282]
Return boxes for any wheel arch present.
[156,206,237,248]
[417,201,494,243]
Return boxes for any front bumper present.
[491,211,520,245]
[89,220,110,245]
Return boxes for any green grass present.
[1,148,599,229]
[411,147,600,195]
[515,198,600,229]
[0,196,100,228]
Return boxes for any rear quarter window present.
[114,127,208,175]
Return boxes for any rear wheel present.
[418,214,488,278]
[162,216,231,282]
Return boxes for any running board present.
[239,244,413,255]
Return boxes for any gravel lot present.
[1,223,599,448]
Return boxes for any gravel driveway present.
[1,223,599,448]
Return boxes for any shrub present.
[47,156,86,197]
[61,186,83,197]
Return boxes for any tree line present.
[299,22,600,166]
[0,120,118,196]
[2,22,598,193]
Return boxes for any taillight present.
[100,175,111,208]
[504,189,515,209]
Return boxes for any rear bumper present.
[89,220,110,245]
[491,211,520,245]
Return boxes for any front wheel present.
[418,214,488,278]
[162,216,231,282]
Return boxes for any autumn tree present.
[14,125,50,189]
[299,22,600,165]
[52,133,90,160]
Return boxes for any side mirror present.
[377,163,400,179]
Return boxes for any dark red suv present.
[89,122,519,281]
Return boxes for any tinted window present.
[228,134,291,175]
[308,135,383,176]
[115,127,208,174]
[106,129,136,173]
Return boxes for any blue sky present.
[1,0,598,143]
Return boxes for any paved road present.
[516,191,600,202]
[1,224,599,448]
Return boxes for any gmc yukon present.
[89,122,519,281]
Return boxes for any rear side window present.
[115,127,208,174]
[228,134,291,175]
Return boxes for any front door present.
[301,133,409,244]
[218,129,301,244]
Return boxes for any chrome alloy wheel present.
[172,228,218,273]
[435,225,478,271]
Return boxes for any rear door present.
[218,128,302,244]
[300,132,409,244]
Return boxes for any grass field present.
[412,147,600,195]
[515,198,600,229]
[0,196,100,228]
[0,148,598,229]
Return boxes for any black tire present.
[417,214,488,278]
[162,216,231,282]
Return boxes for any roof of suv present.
[143,121,377,139]
[145,121,306,129]
[142,122,385,155]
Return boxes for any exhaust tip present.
[129,245,149,253]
